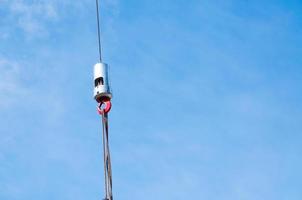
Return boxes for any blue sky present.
[0,0,302,199]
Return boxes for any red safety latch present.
[97,100,112,115]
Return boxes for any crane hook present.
[97,100,112,115]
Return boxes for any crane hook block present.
[94,62,112,103]
[97,100,112,115]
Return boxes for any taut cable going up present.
[95,0,103,62]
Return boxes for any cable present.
[101,112,113,200]
[101,113,108,198]
[96,0,103,62]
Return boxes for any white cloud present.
[0,1,56,39]
[8,1,58,37]
[0,0,119,39]
[0,57,28,108]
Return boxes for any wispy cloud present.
[12,1,58,35]
[0,0,59,39]
[0,57,29,108]
[0,0,119,39]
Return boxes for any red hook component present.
[97,100,112,115]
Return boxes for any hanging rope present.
[101,111,113,200]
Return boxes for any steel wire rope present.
[101,112,108,198]
[96,0,103,62]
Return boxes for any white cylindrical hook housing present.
[94,62,112,102]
